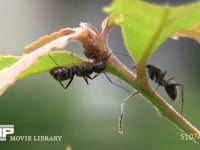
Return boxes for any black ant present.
[146,64,184,114]
[118,64,184,134]
[49,53,95,89]
[50,65,93,89]
[49,53,130,93]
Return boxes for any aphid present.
[146,64,184,114]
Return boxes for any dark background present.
[0,0,200,149]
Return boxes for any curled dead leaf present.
[171,24,200,43]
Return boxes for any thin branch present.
[107,53,200,143]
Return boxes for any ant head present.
[93,61,107,73]
[146,64,161,72]
[146,64,154,69]
[92,53,110,73]
[146,64,165,83]
[146,64,157,81]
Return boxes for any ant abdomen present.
[50,67,72,81]
[164,84,178,100]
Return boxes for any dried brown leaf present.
[0,27,85,95]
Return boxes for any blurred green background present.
[0,0,200,149]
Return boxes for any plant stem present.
[107,53,200,143]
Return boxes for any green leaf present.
[22,51,85,79]
[0,51,85,79]
[0,55,19,69]
[104,0,200,63]
[0,51,85,95]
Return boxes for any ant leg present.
[180,84,184,114]
[83,76,89,85]
[56,76,74,89]
[157,70,167,83]
[118,91,139,134]
[48,54,59,66]
[88,73,100,80]
[88,72,131,93]
[58,81,67,89]
[155,85,160,91]
[154,70,167,89]
[167,77,175,82]
[64,76,74,89]
[89,72,131,93]
[103,73,131,93]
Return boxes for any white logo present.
[0,124,62,142]
[0,125,14,141]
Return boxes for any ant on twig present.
[146,64,184,114]
[49,53,130,93]
[118,64,184,134]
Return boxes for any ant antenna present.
[48,54,60,67]
[113,52,132,60]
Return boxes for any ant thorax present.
[72,65,93,77]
